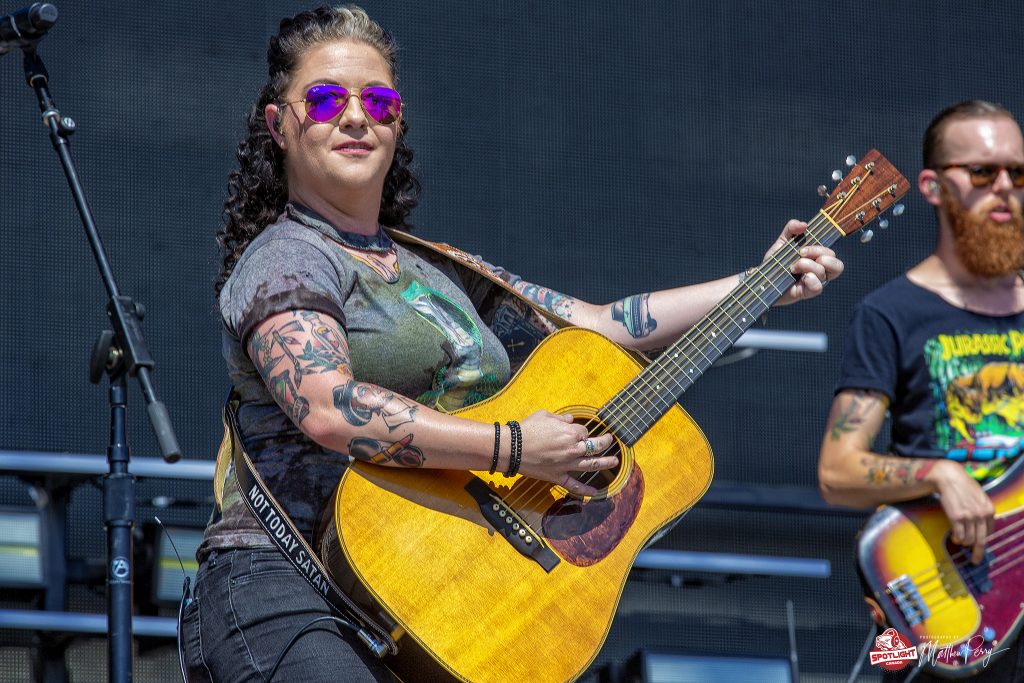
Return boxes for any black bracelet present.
[489,422,501,474]
[505,420,522,477]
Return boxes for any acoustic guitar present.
[858,454,1024,678]
[320,150,909,682]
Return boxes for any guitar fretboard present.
[599,220,842,445]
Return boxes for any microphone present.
[0,3,58,53]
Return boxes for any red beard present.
[943,190,1024,276]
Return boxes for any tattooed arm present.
[508,277,748,352]
[246,309,617,493]
[818,388,993,562]
[503,220,844,352]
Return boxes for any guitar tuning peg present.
[831,169,843,182]
[845,155,857,166]
[817,184,829,197]
[878,219,889,229]
[892,203,906,216]
[860,229,874,244]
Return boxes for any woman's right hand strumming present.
[517,410,617,496]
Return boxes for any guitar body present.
[858,455,1024,678]
[321,327,714,682]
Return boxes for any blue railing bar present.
[0,609,177,637]
[734,329,827,353]
[0,452,866,515]
[634,549,830,578]
[0,451,215,480]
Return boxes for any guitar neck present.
[599,217,843,445]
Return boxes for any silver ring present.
[584,438,596,454]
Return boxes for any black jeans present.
[180,548,394,683]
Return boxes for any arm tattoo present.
[333,380,418,432]
[611,293,657,339]
[827,389,882,441]
[247,311,352,424]
[862,456,934,487]
[512,281,576,320]
[348,434,425,467]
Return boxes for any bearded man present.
[818,100,1024,682]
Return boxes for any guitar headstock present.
[821,149,911,239]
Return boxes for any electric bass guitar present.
[858,453,1024,678]
[321,151,909,683]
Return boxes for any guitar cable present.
[150,517,193,683]
[265,615,361,681]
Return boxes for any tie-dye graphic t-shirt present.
[837,275,1024,482]
[199,205,553,557]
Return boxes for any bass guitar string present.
[892,512,1024,609]
[908,527,1024,624]
[887,511,1024,589]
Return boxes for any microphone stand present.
[14,35,183,683]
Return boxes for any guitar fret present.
[602,225,842,438]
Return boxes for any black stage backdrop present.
[1,2,1022,681]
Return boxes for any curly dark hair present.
[215,5,420,295]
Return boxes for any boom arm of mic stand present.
[21,47,181,463]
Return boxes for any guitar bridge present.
[464,477,560,573]
[887,574,931,626]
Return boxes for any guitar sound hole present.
[570,416,624,495]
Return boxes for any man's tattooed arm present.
[826,388,884,443]
[861,455,938,487]
[819,388,944,506]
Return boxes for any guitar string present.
[492,173,894,533]
[887,512,1024,588]
[909,533,1024,621]
[902,523,1024,608]
[892,513,1024,604]
[597,175,891,437]
[499,215,843,529]
[601,205,860,441]
[501,202,870,527]
[879,516,1024,622]
[502,413,608,529]
[499,219,832,519]
[600,213,837,439]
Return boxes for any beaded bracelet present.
[489,422,501,475]
[505,420,522,477]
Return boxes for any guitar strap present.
[386,228,573,332]
[215,392,397,657]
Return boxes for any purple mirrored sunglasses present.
[282,84,402,125]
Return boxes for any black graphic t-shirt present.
[837,275,1024,481]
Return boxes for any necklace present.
[286,202,395,253]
